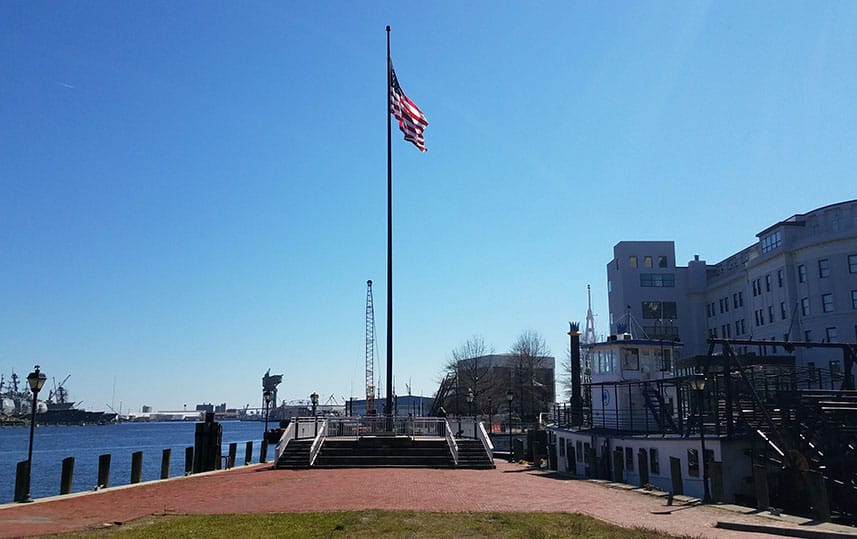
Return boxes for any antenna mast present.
[365,280,377,415]
[584,284,597,344]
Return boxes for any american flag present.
[390,65,428,152]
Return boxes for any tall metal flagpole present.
[385,25,394,423]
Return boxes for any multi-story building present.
[607,199,857,373]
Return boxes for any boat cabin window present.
[621,348,639,370]
[595,349,617,373]
[650,448,660,474]
[688,449,700,477]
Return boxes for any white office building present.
[607,199,857,374]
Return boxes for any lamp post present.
[23,365,46,503]
[506,389,515,462]
[310,392,319,437]
[263,390,273,435]
[690,373,712,503]
[466,388,474,438]
[488,396,493,434]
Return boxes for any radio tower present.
[583,284,597,344]
[365,280,377,415]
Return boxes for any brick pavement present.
[0,461,853,538]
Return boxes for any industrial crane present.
[365,280,378,415]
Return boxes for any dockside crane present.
[365,280,378,415]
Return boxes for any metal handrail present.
[309,418,328,466]
[444,419,459,465]
[476,421,494,463]
[274,420,296,463]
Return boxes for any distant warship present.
[1,372,116,426]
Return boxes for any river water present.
[0,421,266,504]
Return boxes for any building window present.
[658,256,668,268]
[625,447,634,471]
[738,291,743,307]
[804,330,813,342]
[765,274,771,292]
[768,305,774,323]
[780,302,787,320]
[752,279,761,297]
[798,264,807,283]
[643,256,653,268]
[822,293,834,313]
[850,254,857,273]
[629,256,638,268]
[826,327,838,342]
[559,438,565,457]
[852,290,857,310]
[819,258,831,278]
[576,441,583,462]
[777,269,784,288]
[801,297,810,316]
[642,301,677,319]
[650,448,660,474]
[640,273,675,287]
[719,299,724,314]
[760,231,782,253]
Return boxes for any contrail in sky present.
[54,81,76,89]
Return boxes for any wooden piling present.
[227,442,237,469]
[61,457,75,495]
[131,451,143,484]
[184,446,193,475]
[161,449,171,480]
[260,440,268,463]
[244,441,253,465]
[97,454,111,489]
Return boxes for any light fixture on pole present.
[22,365,46,503]
[506,389,515,463]
[263,390,273,435]
[690,372,712,503]
[310,392,319,437]
[466,388,474,438]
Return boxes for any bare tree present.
[509,330,551,421]
[444,335,494,416]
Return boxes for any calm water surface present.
[0,421,266,503]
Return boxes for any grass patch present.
[61,510,698,538]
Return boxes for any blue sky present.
[2,2,856,413]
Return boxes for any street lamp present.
[690,373,712,503]
[466,388,474,438]
[310,392,319,437]
[263,390,273,435]
[22,365,46,503]
[506,389,515,462]
[488,396,493,434]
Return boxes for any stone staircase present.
[276,439,312,469]
[455,439,495,469]
[275,436,495,469]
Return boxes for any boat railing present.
[444,419,459,465]
[308,419,328,466]
[274,420,296,464]
[476,421,494,463]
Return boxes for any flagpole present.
[385,25,394,423]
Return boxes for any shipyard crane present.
[365,280,378,415]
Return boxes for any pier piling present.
[97,454,111,489]
[60,457,75,495]
[130,451,143,484]
[14,461,29,502]
[227,442,237,469]
[260,440,268,463]
[161,449,171,479]
[184,447,193,475]
[244,441,253,465]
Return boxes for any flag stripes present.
[390,65,428,152]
